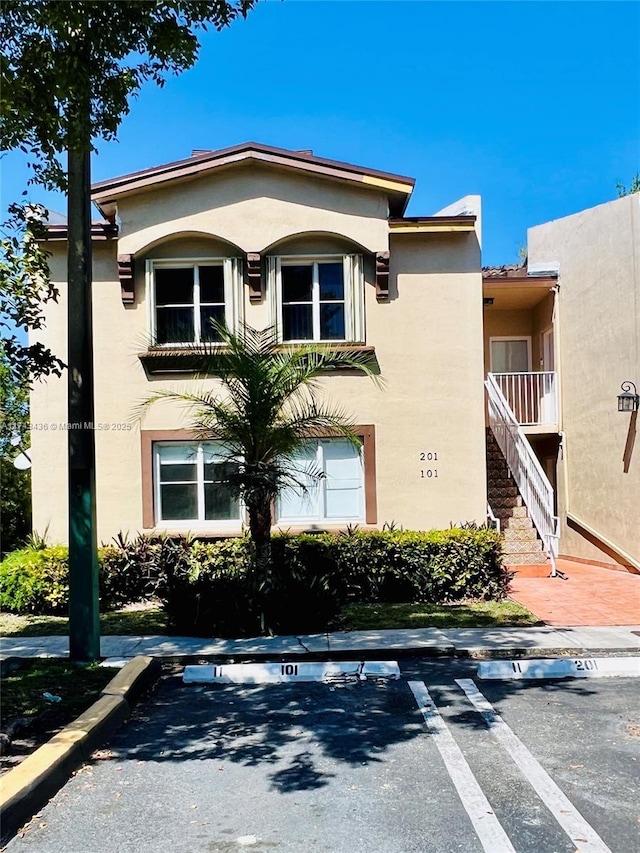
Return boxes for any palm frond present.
[136,322,380,517]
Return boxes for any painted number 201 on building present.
[419,451,438,479]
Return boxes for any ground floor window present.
[154,442,240,524]
[142,427,376,529]
[277,438,364,523]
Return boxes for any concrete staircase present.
[486,429,547,565]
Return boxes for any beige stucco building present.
[31,144,487,546]
[29,144,639,571]
[526,194,640,569]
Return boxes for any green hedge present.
[0,528,506,635]
[0,545,70,615]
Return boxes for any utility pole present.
[67,122,100,662]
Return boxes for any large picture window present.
[277,438,364,523]
[269,255,365,344]
[154,442,241,524]
[142,427,376,530]
[149,259,241,345]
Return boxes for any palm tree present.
[137,323,380,582]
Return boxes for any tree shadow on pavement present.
[95,674,424,792]
[90,660,605,794]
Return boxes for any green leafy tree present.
[1,1,257,190]
[0,203,64,385]
[0,460,31,556]
[0,347,32,555]
[138,324,380,595]
[616,172,640,197]
[1,0,257,659]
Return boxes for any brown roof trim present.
[44,223,119,241]
[388,215,476,234]
[91,143,415,217]
[389,215,476,225]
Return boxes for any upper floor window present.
[147,259,241,345]
[268,255,365,344]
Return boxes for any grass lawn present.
[0,599,539,637]
[339,600,542,630]
[0,605,169,638]
[1,660,119,774]
[2,660,117,722]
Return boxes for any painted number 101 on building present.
[419,451,438,479]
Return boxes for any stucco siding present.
[528,194,640,565]
[30,169,487,543]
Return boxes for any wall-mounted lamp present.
[617,381,639,412]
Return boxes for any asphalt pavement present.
[5,658,639,853]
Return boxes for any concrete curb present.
[0,655,161,844]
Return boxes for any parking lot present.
[6,659,639,853]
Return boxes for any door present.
[490,338,531,422]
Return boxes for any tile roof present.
[482,263,528,279]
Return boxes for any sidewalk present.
[2,624,640,665]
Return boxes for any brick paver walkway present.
[509,559,640,626]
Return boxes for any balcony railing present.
[490,371,558,426]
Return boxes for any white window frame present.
[153,441,243,528]
[276,438,364,524]
[268,254,365,344]
[489,336,532,373]
[146,257,242,347]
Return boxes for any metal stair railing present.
[486,503,500,534]
[486,372,560,574]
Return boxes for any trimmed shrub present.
[154,526,506,637]
[0,545,69,614]
[0,526,506,635]
[155,538,253,636]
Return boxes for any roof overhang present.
[483,275,557,310]
[389,215,476,234]
[91,142,415,219]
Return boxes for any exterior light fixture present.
[617,381,639,413]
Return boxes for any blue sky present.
[2,0,639,265]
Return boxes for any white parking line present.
[455,678,613,853]
[408,681,516,853]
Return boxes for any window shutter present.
[266,256,281,339]
[345,254,365,343]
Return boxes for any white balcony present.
[489,371,558,428]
